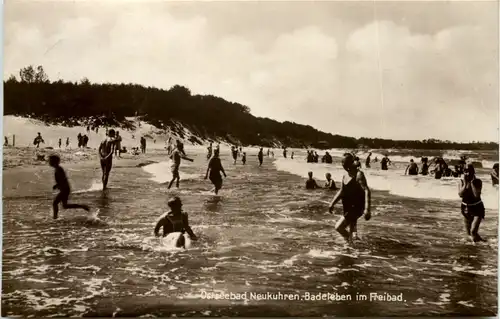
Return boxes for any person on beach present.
[65,137,70,148]
[33,133,45,148]
[58,138,62,149]
[405,159,419,176]
[242,152,247,165]
[291,152,294,160]
[77,133,82,148]
[458,164,486,243]
[365,152,372,168]
[205,149,227,195]
[83,135,89,148]
[380,155,391,170]
[491,163,499,186]
[168,141,194,189]
[329,153,371,243]
[114,131,122,157]
[323,152,333,164]
[49,155,90,219]
[283,148,287,158]
[325,173,337,190]
[231,146,238,164]
[306,171,320,190]
[99,129,116,190]
[154,196,198,247]
[4,136,8,146]
[258,148,264,166]
[207,143,213,160]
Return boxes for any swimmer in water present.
[205,149,227,195]
[405,159,419,176]
[258,148,264,166]
[305,171,320,190]
[154,196,198,247]
[380,155,391,170]
[329,153,371,243]
[168,141,194,189]
[325,173,337,190]
[420,157,429,175]
[365,152,372,168]
[49,155,90,219]
[458,164,485,243]
[491,163,499,185]
[99,129,116,190]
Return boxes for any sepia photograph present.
[2,0,498,317]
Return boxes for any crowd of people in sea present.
[44,128,499,247]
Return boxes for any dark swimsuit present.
[408,163,418,175]
[209,158,223,188]
[460,180,485,219]
[342,174,365,221]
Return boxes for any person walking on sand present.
[365,152,372,168]
[33,132,45,148]
[114,131,122,157]
[49,155,90,219]
[58,138,62,149]
[205,149,227,195]
[231,146,238,164]
[242,152,247,165]
[99,129,116,190]
[168,141,194,189]
[329,153,371,243]
[65,137,70,148]
[258,147,264,166]
[458,164,486,243]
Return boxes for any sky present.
[4,0,499,142]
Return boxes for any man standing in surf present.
[458,164,486,243]
[205,149,227,195]
[99,129,116,190]
[329,153,371,243]
[168,140,194,189]
[258,147,264,166]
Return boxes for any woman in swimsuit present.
[458,164,485,243]
[329,153,371,243]
[205,150,227,195]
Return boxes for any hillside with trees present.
[3,65,498,150]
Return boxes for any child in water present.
[306,171,319,189]
[154,196,198,248]
[49,155,90,219]
[458,164,485,243]
[325,173,337,190]
[329,153,371,243]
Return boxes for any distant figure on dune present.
[205,149,227,195]
[77,133,82,148]
[4,136,8,146]
[58,138,62,149]
[283,148,287,158]
[49,155,90,219]
[380,155,391,170]
[267,149,270,157]
[325,173,337,190]
[140,137,147,154]
[99,129,116,190]
[215,143,220,154]
[365,152,372,168]
[458,164,485,243]
[168,141,194,189]
[258,147,264,166]
[33,132,45,148]
[242,152,246,165]
[114,131,122,157]
[305,171,319,190]
[329,153,371,243]
[405,159,419,176]
[154,197,198,246]
[66,137,70,148]
[291,152,294,159]
[491,163,499,186]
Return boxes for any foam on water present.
[142,160,201,184]
[274,158,498,210]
